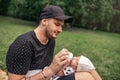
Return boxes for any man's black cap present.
[40,5,73,23]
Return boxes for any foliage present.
[7,0,66,21]
[1,0,119,32]
[66,0,116,32]
[7,0,40,21]
[0,61,5,70]
[0,0,11,15]
[110,10,120,33]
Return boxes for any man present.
[6,5,100,80]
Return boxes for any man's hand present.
[49,48,70,74]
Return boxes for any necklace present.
[41,39,48,45]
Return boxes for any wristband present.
[42,66,55,80]
[41,71,47,80]
[25,77,31,80]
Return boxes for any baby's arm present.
[56,69,64,77]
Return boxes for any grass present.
[0,15,120,79]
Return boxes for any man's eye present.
[55,23,60,26]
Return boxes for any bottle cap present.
[68,52,73,60]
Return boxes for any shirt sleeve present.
[6,37,33,75]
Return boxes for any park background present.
[0,0,120,80]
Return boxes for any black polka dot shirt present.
[6,31,55,75]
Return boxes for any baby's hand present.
[56,70,64,77]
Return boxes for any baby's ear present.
[70,59,78,70]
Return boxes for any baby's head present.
[70,57,80,70]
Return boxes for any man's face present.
[45,18,64,39]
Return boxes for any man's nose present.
[58,26,62,32]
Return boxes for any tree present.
[0,0,11,15]
[65,0,116,31]
[6,0,118,32]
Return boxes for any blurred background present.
[0,0,120,33]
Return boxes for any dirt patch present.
[0,69,8,80]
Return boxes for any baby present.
[51,50,102,80]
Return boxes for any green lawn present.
[0,15,120,80]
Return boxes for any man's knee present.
[75,72,95,80]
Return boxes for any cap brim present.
[54,15,73,23]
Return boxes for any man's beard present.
[45,28,56,39]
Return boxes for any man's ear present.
[41,19,49,26]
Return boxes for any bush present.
[7,0,41,21]
[69,0,116,32]
[0,60,5,70]
[6,0,119,32]
[7,0,66,21]
[0,0,11,15]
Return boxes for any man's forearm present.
[8,67,54,80]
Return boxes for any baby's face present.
[70,57,79,70]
